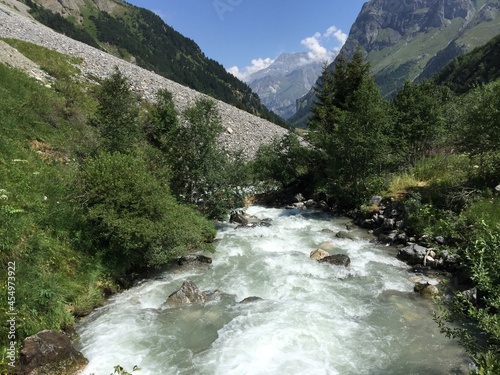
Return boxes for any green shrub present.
[77,152,215,273]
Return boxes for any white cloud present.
[228,57,275,81]
[227,25,347,81]
[324,25,348,45]
[300,25,347,64]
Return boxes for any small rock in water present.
[335,231,356,240]
[319,254,351,267]
[239,296,263,304]
[310,248,330,260]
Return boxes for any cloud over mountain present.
[228,25,346,81]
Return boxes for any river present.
[75,206,469,374]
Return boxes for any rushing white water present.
[76,206,469,375]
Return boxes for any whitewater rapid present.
[76,206,469,374]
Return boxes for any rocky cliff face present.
[291,0,500,127]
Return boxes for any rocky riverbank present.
[0,2,288,158]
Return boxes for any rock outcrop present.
[17,330,88,375]
[0,3,288,158]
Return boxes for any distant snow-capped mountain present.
[246,52,326,119]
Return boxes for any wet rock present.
[310,248,330,260]
[239,296,263,304]
[414,282,440,299]
[177,254,212,266]
[165,280,207,306]
[378,231,397,244]
[294,193,305,202]
[319,254,351,267]
[397,244,428,265]
[230,210,250,225]
[435,236,446,245]
[335,231,356,240]
[18,330,88,375]
[237,220,272,229]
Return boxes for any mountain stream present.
[76,206,469,375]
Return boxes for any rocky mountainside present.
[0,2,288,158]
[18,0,285,126]
[246,53,323,119]
[291,0,500,127]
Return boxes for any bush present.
[77,152,215,273]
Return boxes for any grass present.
[1,38,83,80]
[0,59,113,374]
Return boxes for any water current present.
[76,206,469,375]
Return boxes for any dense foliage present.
[434,33,500,94]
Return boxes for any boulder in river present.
[165,280,208,306]
[319,254,351,267]
[414,282,440,299]
[335,231,356,240]
[310,248,330,260]
[18,330,88,375]
[239,296,263,304]
[177,254,212,266]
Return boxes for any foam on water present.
[76,206,469,375]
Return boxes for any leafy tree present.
[308,49,393,206]
[391,80,450,164]
[253,133,312,190]
[90,68,140,153]
[146,96,246,218]
[144,89,179,151]
[459,80,500,157]
[77,152,215,273]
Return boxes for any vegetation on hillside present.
[0,40,252,372]
[433,32,500,94]
[23,0,286,127]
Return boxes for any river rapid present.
[76,206,469,375]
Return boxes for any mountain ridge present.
[245,52,324,119]
[291,0,500,127]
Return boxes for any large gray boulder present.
[18,330,88,375]
[397,244,428,265]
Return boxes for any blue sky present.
[127,0,367,80]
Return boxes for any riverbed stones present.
[397,244,428,265]
[165,280,208,306]
[18,330,88,375]
[177,254,212,266]
[239,296,263,304]
[335,230,356,240]
[310,248,330,260]
[414,282,440,299]
[319,254,351,267]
